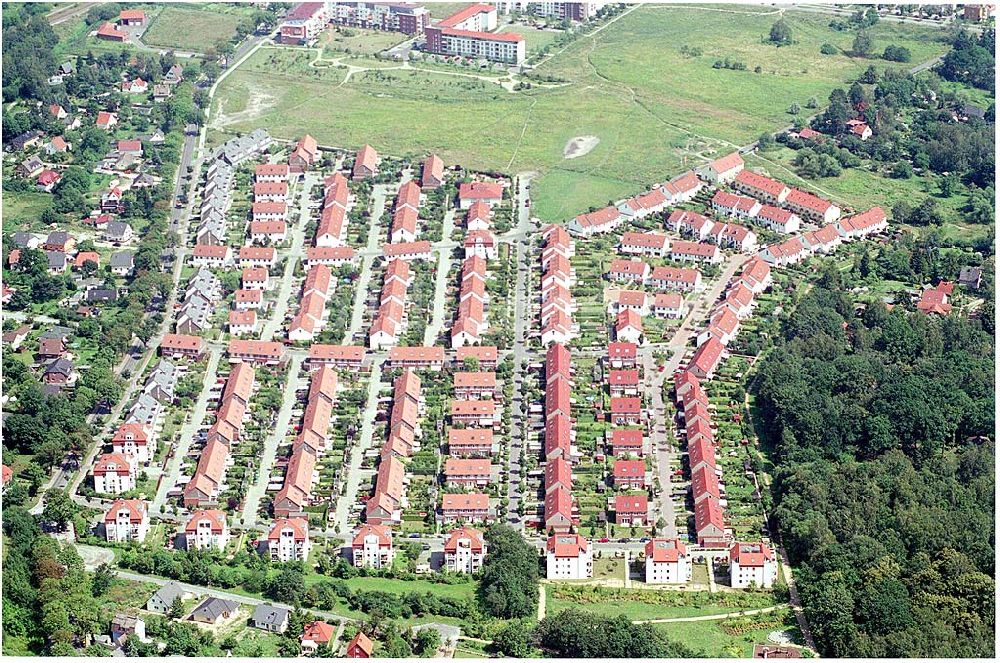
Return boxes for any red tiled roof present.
[547,533,588,557]
[709,151,744,174]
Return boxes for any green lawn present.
[498,24,561,57]
[2,191,51,232]
[212,5,949,222]
[141,5,246,53]
[320,26,408,57]
[306,573,477,601]
[655,609,800,658]
[546,591,781,622]
[747,147,991,245]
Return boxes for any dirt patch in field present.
[212,82,277,129]
[563,135,599,159]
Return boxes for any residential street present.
[504,173,534,530]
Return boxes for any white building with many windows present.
[267,517,311,562]
[104,499,149,543]
[545,533,592,579]
[352,524,394,569]
[443,526,487,573]
[644,538,692,584]
[729,542,778,588]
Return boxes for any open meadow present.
[210,4,951,221]
[141,4,251,52]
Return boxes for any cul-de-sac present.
[1,1,994,659]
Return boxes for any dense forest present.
[754,283,994,657]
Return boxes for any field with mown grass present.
[211,5,949,221]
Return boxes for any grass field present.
[141,5,246,52]
[499,24,562,57]
[320,26,408,56]
[2,191,52,232]
[746,147,992,245]
[212,5,950,221]
[654,610,800,657]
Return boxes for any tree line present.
[753,283,994,657]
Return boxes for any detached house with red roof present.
[612,459,647,490]
[119,9,146,25]
[615,309,643,345]
[458,181,503,208]
[185,509,230,551]
[916,282,954,315]
[352,144,379,180]
[645,538,692,584]
[610,429,644,458]
[268,518,311,562]
[443,526,487,573]
[729,542,777,588]
[702,151,744,184]
[846,118,872,140]
[345,631,374,658]
[96,22,128,42]
[421,154,444,189]
[288,134,319,173]
[610,397,642,426]
[104,499,149,543]
[607,341,637,369]
[546,533,592,579]
[608,369,640,397]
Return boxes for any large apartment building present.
[425,4,525,64]
[329,2,430,34]
[280,2,430,44]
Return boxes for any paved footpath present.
[240,354,305,526]
[331,357,383,533]
[151,346,222,514]
[344,184,391,344]
[262,172,317,341]
[423,208,458,346]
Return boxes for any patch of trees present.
[2,5,58,103]
[1,506,123,655]
[753,285,994,657]
[712,57,748,71]
[882,44,912,62]
[769,20,792,46]
[303,579,475,621]
[533,610,697,657]
[477,524,539,619]
[937,28,994,91]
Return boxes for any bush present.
[820,43,838,55]
[882,45,912,62]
